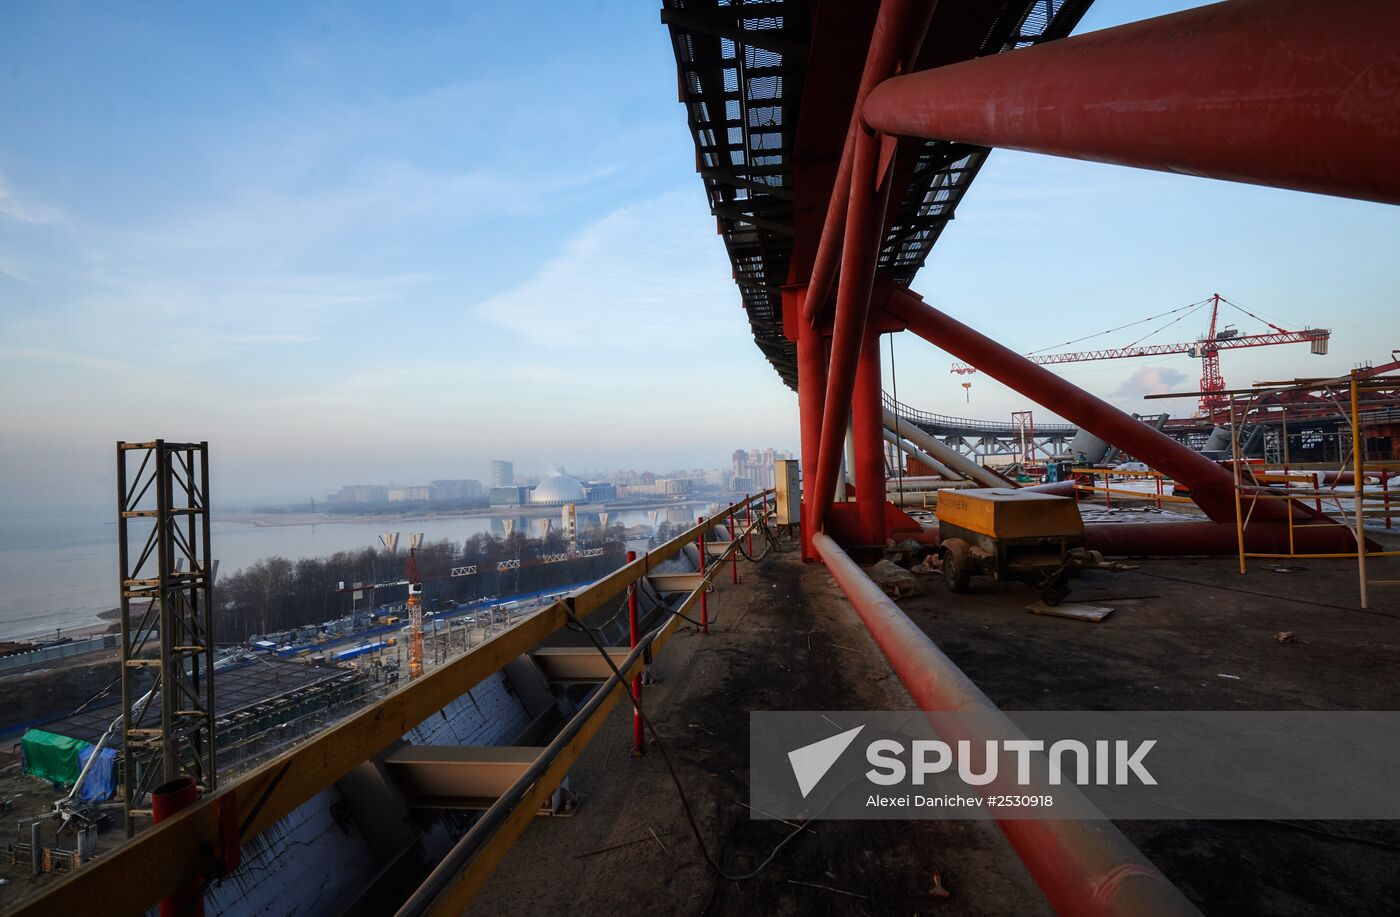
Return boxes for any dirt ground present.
[898,543,1400,917]
[476,537,1400,917]
[474,545,1054,917]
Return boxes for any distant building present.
[490,460,514,488]
[583,482,616,503]
[429,479,482,500]
[489,485,530,507]
[657,478,692,495]
[387,486,431,502]
[529,472,587,506]
[328,484,389,504]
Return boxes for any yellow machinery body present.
[936,488,1085,539]
[936,488,1090,605]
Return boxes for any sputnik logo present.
[787,725,865,798]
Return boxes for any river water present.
[0,501,727,642]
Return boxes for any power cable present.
[563,604,840,883]
[1024,297,1213,356]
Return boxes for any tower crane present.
[951,294,1329,416]
[405,533,425,679]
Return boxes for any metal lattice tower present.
[116,440,216,836]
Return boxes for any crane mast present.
[406,544,424,680]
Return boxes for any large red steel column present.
[851,326,888,545]
[810,128,891,536]
[790,286,826,561]
[863,0,1400,205]
[884,287,1296,523]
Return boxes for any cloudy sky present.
[2,1,1396,509]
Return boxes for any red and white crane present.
[952,294,1330,416]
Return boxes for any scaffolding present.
[1228,371,1400,608]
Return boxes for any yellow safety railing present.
[1229,371,1399,609]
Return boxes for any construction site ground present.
[476,536,1400,916]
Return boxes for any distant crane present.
[951,294,1330,416]
[405,533,425,679]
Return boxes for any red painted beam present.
[851,328,887,545]
[810,127,891,536]
[790,286,826,561]
[863,0,1400,205]
[884,287,1297,524]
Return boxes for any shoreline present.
[217,495,733,529]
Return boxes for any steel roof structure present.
[663,0,1094,389]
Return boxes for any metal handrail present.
[883,393,1079,435]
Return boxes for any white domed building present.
[529,471,587,506]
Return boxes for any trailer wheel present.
[942,550,971,594]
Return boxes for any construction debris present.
[1025,601,1114,622]
[871,560,925,599]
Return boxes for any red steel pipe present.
[811,127,892,535]
[886,288,1298,524]
[152,776,204,917]
[812,533,1200,917]
[802,0,938,325]
[626,550,643,756]
[794,292,826,560]
[852,327,888,544]
[863,0,1400,205]
[1085,519,1374,556]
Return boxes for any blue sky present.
[1,1,1396,508]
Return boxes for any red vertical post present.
[852,327,887,546]
[152,776,203,917]
[1155,474,1163,510]
[626,550,642,756]
[794,297,827,561]
[729,503,739,583]
[745,493,754,555]
[810,125,893,536]
[697,517,708,635]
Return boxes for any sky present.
[1,1,1397,510]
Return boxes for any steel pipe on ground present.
[1085,520,1375,556]
[862,0,1400,205]
[811,533,1201,917]
[883,427,965,481]
[883,408,1011,488]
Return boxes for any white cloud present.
[474,190,739,348]
[0,169,68,226]
[1111,365,1190,399]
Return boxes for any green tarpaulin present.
[20,728,92,786]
